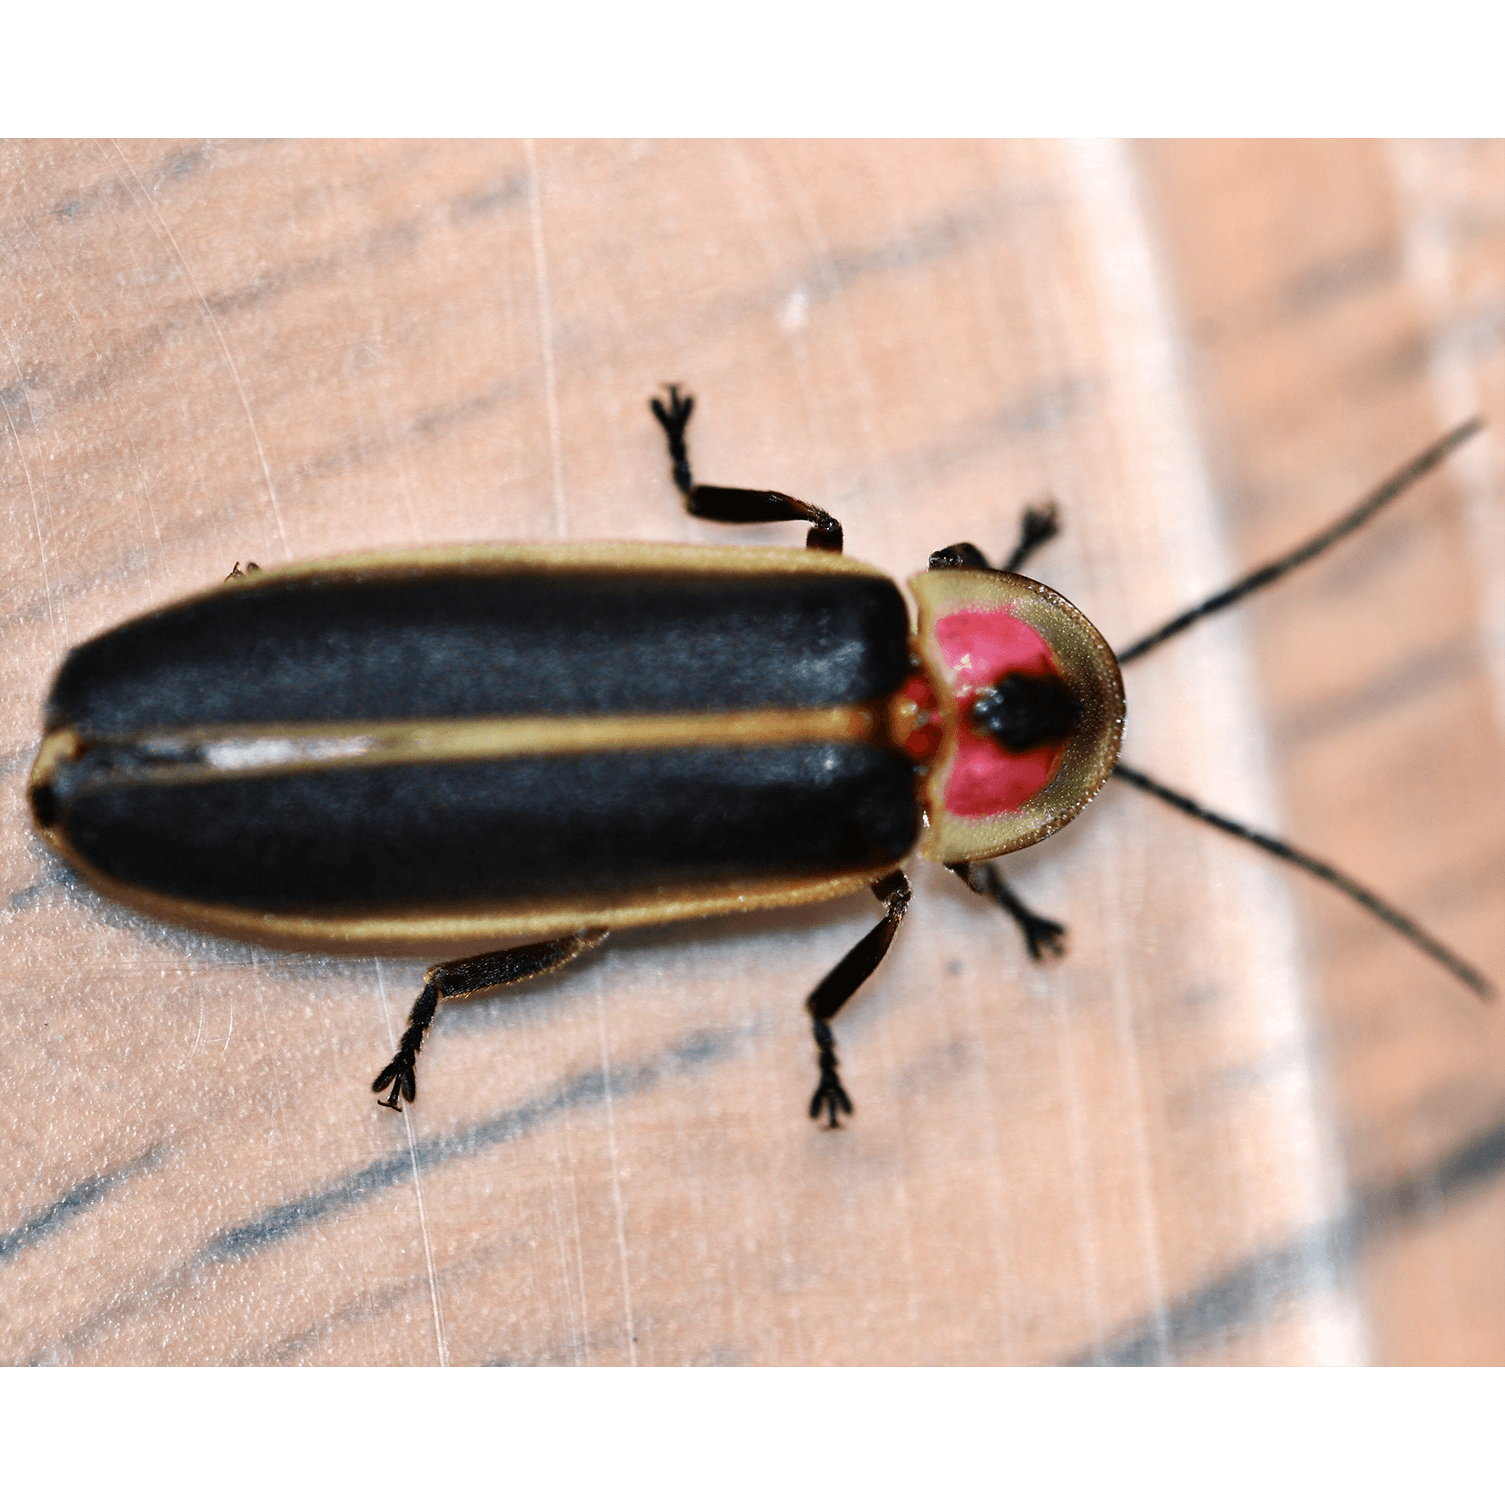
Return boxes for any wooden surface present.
[2,140,1500,1366]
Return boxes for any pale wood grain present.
[2,139,1500,1365]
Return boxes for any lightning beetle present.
[26,392,1492,1123]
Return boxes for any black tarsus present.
[1002,500,1061,574]
[224,561,261,582]
[948,862,1067,960]
[1111,762,1494,1000]
[810,1019,851,1128]
[1115,419,1484,665]
[805,870,912,1127]
[650,384,844,553]
[373,930,609,1110]
[373,979,440,1109]
[650,384,696,495]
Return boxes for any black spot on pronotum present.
[969,673,1082,752]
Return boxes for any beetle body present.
[26,390,1486,1119]
[29,541,1123,954]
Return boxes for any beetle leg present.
[372,929,609,1111]
[947,861,1066,960]
[649,384,843,553]
[684,485,843,554]
[223,560,262,582]
[928,500,1060,577]
[804,870,911,1128]
[927,541,992,571]
[648,382,697,494]
[1001,500,1060,573]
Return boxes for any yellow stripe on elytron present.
[70,705,881,783]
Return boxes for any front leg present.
[928,499,1061,577]
[373,929,608,1110]
[927,541,992,571]
[947,862,1066,960]
[650,385,843,553]
[805,871,911,1127]
[1001,500,1060,574]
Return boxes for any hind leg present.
[373,930,608,1109]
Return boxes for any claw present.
[649,383,694,435]
[1023,916,1067,961]
[808,1078,853,1129]
[372,1057,415,1111]
[808,1018,853,1128]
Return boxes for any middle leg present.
[650,385,844,552]
[805,871,912,1127]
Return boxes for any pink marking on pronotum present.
[934,609,1069,818]
[946,732,1063,817]
[934,609,1057,693]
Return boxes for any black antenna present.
[1112,762,1494,1000]
[1108,421,1493,999]
[1116,418,1483,665]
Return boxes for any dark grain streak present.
[1066,1113,1505,1364]
[0,1146,166,1267]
